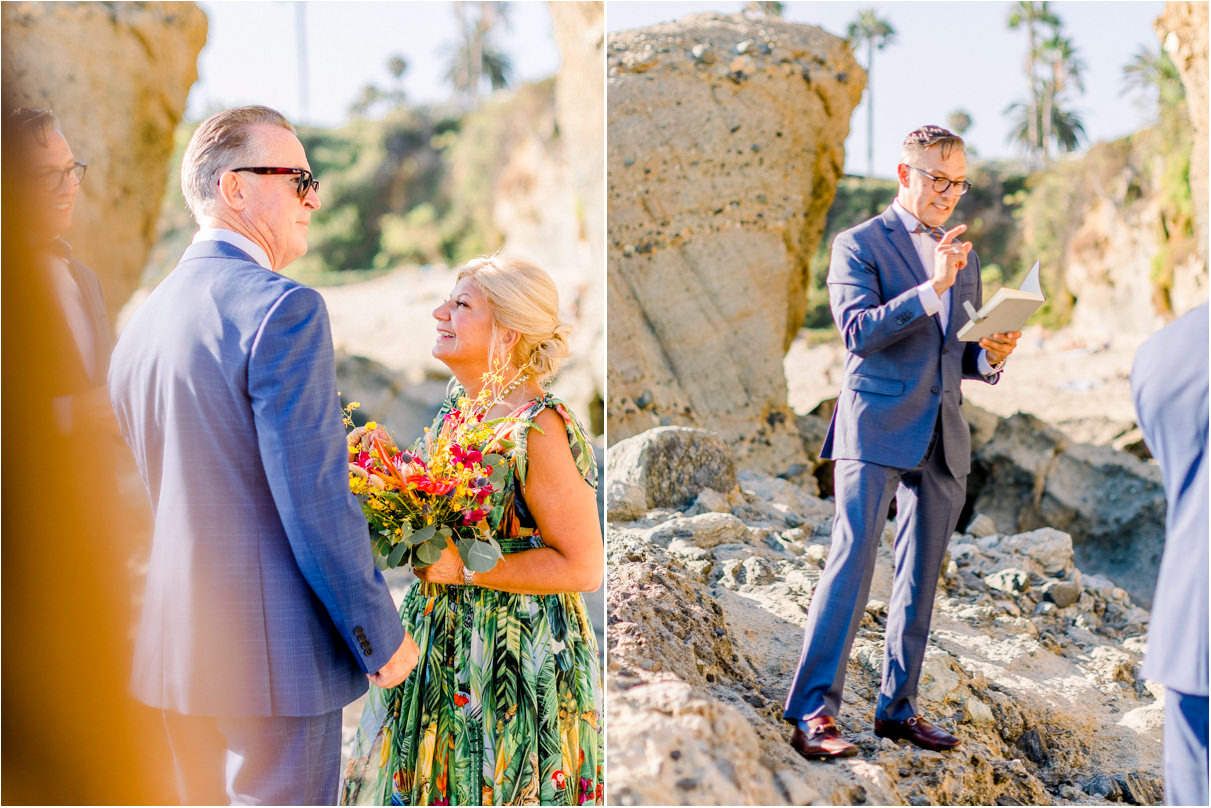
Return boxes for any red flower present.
[454,692,470,707]
[406,474,456,495]
[462,508,489,525]
[450,443,483,467]
[552,771,566,790]
[355,451,374,470]
[595,783,603,800]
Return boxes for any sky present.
[189,1,1170,177]
[186,1,563,125]
[606,1,1170,177]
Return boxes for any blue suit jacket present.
[821,204,998,476]
[109,240,407,717]
[1132,302,1209,696]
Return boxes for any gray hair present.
[900,125,965,165]
[180,105,295,221]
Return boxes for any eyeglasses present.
[229,166,319,199]
[906,164,973,196]
[34,161,87,192]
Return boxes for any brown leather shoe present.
[874,714,960,751]
[790,716,859,759]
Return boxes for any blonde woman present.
[344,257,604,806]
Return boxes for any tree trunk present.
[866,38,874,177]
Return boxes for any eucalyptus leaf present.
[458,539,501,573]
[406,523,436,547]
[482,453,504,467]
[387,540,409,568]
[373,551,389,571]
[415,538,443,566]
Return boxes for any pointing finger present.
[938,224,967,246]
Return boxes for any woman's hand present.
[412,536,465,585]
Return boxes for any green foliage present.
[145,79,559,286]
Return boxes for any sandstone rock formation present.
[482,2,605,431]
[965,411,1166,608]
[608,427,1164,806]
[2,1,207,323]
[1156,1,1209,269]
[607,13,864,472]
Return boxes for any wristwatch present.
[463,566,474,587]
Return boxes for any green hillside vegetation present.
[143,78,557,288]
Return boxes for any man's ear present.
[896,163,910,187]
[216,171,246,211]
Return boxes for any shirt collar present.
[192,227,272,270]
[891,199,925,235]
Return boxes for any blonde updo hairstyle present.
[457,256,571,386]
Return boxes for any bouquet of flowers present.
[344,370,529,574]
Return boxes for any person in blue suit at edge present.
[783,125,1021,758]
[109,106,419,805]
[1130,301,1209,806]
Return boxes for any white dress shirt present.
[192,227,272,270]
[891,199,1001,376]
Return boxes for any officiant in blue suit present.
[783,126,1020,758]
[109,106,419,805]
[1131,302,1209,806]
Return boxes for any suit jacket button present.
[942,347,949,354]
[931,386,940,394]
[363,646,373,656]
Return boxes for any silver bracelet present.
[463,566,474,587]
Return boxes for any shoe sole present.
[874,732,959,752]
[792,745,860,760]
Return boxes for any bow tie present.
[914,223,947,241]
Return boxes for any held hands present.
[412,536,465,586]
[931,224,973,295]
[369,631,420,689]
[979,331,1022,366]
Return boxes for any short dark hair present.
[901,125,965,163]
[9,107,58,148]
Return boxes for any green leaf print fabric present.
[342,393,603,806]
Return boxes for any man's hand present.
[412,537,465,586]
[980,331,1021,366]
[368,631,420,689]
[931,224,973,295]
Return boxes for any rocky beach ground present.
[605,426,1166,806]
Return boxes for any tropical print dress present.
[342,392,604,807]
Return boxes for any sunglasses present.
[229,166,319,199]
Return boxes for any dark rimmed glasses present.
[906,164,973,196]
[230,166,319,199]
[35,161,87,192]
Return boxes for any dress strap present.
[509,394,598,490]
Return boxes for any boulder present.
[335,353,450,448]
[1,2,206,322]
[606,13,863,472]
[968,412,1165,606]
[606,426,737,513]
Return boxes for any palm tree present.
[1005,95,1086,159]
[1007,1,1060,167]
[947,109,973,137]
[1122,45,1185,125]
[846,9,897,177]
[1037,33,1085,164]
[446,2,513,109]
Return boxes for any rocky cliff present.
[606,13,864,472]
[1157,1,1209,269]
[607,427,1165,806]
[2,1,206,323]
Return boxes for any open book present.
[957,260,1045,342]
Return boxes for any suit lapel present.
[880,205,944,335]
[880,205,930,287]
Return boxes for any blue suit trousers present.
[1165,688,1209,806]
[784,426,965,723]
[163,709,342,805]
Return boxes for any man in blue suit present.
[109,106,418,804]
[1130,302,1209,805]
[784,126,1020,758]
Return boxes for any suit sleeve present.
[248,285,407,675]
[959,252,1001,384]
[828,232,936,358]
